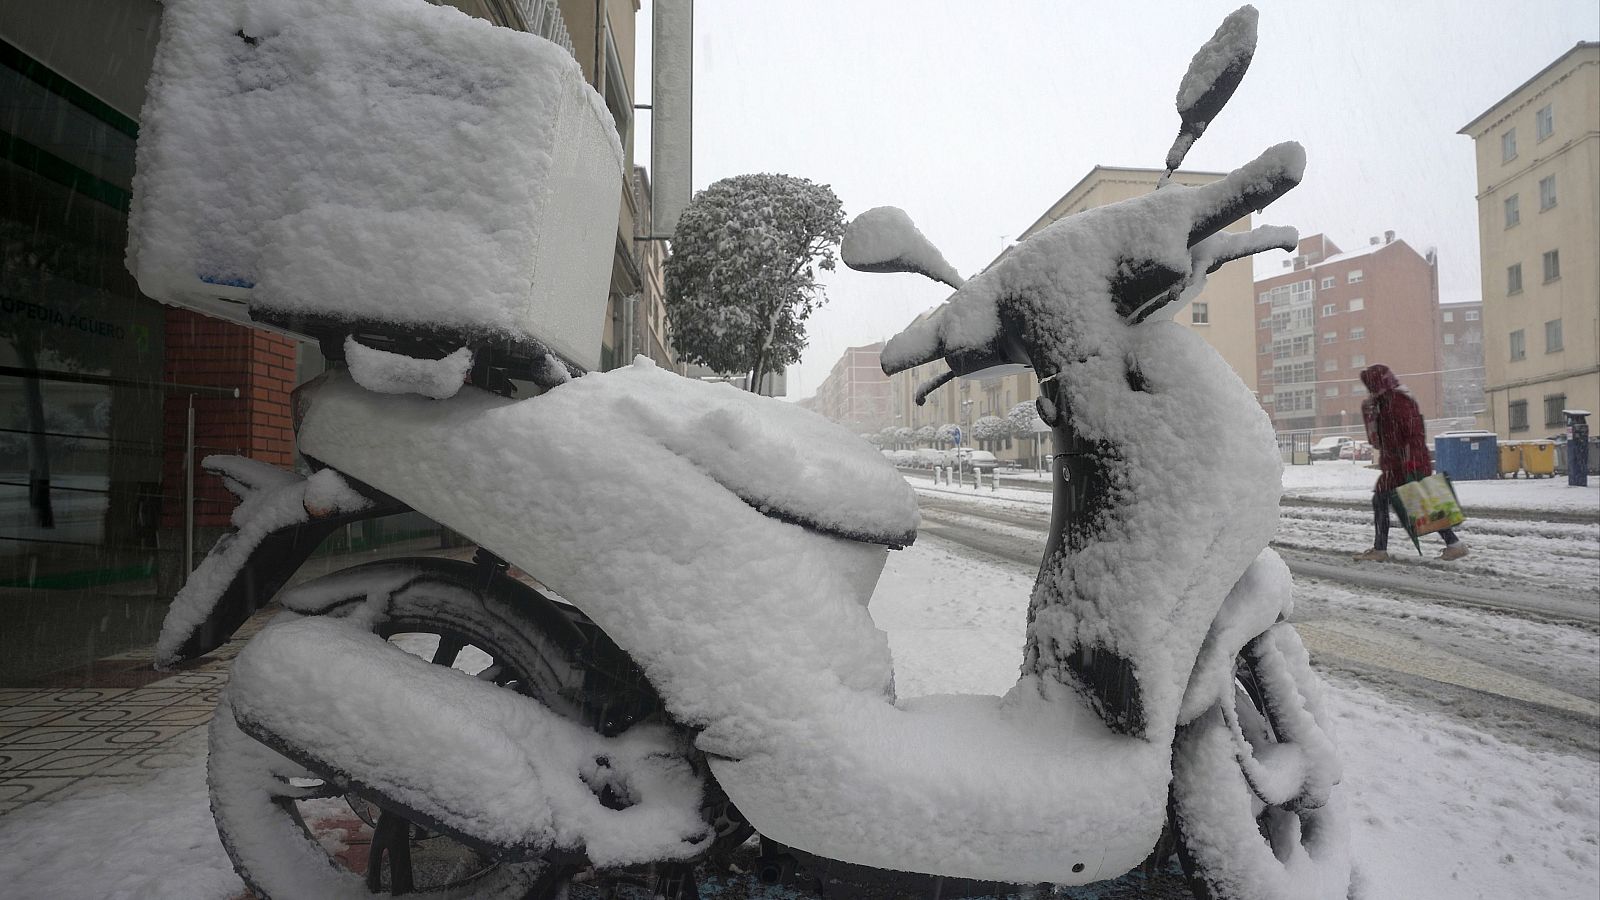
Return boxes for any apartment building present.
[809,343,893,432]
[1254,233,1444,433]
[1459,42,1599,439]
[1439,300,1487,420]
[0,0,655,683]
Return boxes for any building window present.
[1444,333,1456,346]
[1320,277,1335,290]
[601,25,633,146]
[1543,249,1560,282]
[1325,386,1339,398]
[1348,298,1364,312]
[1258,291,1271,305]
[1322,331,1337,345]
[1536,104,1553,141]
[1322,304,1336,317]
[1465,309,1479,322]
[1350,354,1366,369]
[1502,128,1517,162]
[1539,175,1556,210]
[1190,302,1209,324]
[1545,319,1563,353]
[1544,394,1567,427]
[1442,311,1454,323]
[1347,270,1364,284]
[1507,263,1522,295]
[1509,329,1525,361]
[1509,400,1529,432]
[1349,326,1366,341]
[1504,194,1519,228]
[1259,317,1272,329]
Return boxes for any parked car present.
[891,449,918,466]
[915,448,951,468]
[1309,436,1356,461]
[955,449,1000,473]
[1338,440,1373,461]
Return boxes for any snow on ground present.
[1279,458,1599,516]
[0,729,244,899]
[0,527,1595,898]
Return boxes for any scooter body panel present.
[294,363,1166,884]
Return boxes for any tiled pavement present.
[0,613,270,817]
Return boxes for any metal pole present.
[184,394,196,585]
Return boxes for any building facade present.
[1254,233,1444,433]
[1459,42,1599,439]
[1439,300,1486,420]
[0,0,656,684]
[808,343,892,433]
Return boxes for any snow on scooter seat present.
[294,361,1172,883]
[126,0,621,371]
[224,615,711,864]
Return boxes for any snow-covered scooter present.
[135,2,1350,898]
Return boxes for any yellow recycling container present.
[1521,440,1556,477]
[1498,441,1524,478]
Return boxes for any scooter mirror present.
[1163,4,1258,173]
[842,206,965,288]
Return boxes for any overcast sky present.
[634,0,1596,400]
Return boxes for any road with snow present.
[912,483,1600,755]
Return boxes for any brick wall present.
[159,308,297,529]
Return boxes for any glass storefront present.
[1,39,452,686]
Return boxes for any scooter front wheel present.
[1169,623,1352,900]
[207,559,597,899]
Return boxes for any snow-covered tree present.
[1007,401,1044,437]
[663,174,845,392]
[935,423,961,447]
[864,432,883,446]
[893,426,913,446]
[914,424,938,446]
[972,415,1008,446]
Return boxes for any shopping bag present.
[1390,473,1466,551]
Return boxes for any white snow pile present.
[344,336,474,400]
[293,362,1171,883]
[127,0,622,372]
[154,459,370,668]
[842,206,964,287]
[224,615,711,863]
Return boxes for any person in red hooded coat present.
[1353,364,1467,561]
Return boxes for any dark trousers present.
[1373,490,1459,550]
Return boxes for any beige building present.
[1459,42,1599,439]
[886,167,1259,467]
[809,343,893,432]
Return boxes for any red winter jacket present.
[1360,365,1432,493]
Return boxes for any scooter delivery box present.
[127,0,622,373]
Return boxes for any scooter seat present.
[614,361,919,547]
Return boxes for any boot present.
[1439,543,1468,561]
[1352,547,1390,562]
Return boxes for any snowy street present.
[895,466,1599,898]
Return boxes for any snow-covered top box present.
[127,0,623,373]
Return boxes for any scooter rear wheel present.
[1169,623,1352,900]
[207,558,615,899]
